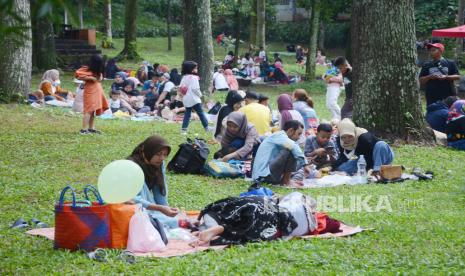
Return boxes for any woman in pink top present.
[224,69,239,90]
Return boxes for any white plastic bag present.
[127,206,166,253]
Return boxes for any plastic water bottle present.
[357,155,367,184]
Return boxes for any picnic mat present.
[25,228,227,258]
[26,223,370,258]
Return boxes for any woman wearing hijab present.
[214,91,244,139]
[273,62,289,84]
[278,94,305,131]
[39,69,73,102]
[128,135,180,228]
[445,99,465,150]
[111,71,127,92]
[224,69,239,90]
[333,118,394,175]
[215,112,260,162]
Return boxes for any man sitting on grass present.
[252,120,315,186]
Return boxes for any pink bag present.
[127,206,166,253]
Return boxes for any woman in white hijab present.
[333,118,394,175]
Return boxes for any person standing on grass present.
[419,43,461,106]
[75,54,109,135]
[179,61,211,135]
[333,56,353,119]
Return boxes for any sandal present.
[87,248,108,262]
[119,250,136,264]
[31,218,48,228]
[10,218,29,229]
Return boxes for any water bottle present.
[357,155,367,184]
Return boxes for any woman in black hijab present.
[129,135,180,227]
[214,90,244,139]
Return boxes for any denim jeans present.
[182,103,209,130]
[337,141,394,174]
[448,139,465,150]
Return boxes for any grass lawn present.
[1,37,464,274]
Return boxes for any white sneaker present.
[181,129,188,135]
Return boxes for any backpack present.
[168,138,210,174]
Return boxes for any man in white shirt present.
[212,67,230,92]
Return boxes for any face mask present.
[53,80,61,86]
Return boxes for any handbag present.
[83,185,136,249]
[54,186,111,251]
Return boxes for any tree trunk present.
[78,0,84,29]
[256,0,265,48]
[102,0,114,49]
[167,0,172,51]
[457,0,465,60]
[318,21,325,52]
[351,0,432,141]
[0,0,32,103]
[182,0,215,98]
[249,0,257,47]
[32,16,57,71]
[234,0,242,65]
[117,0,141,60]
[305,0,320,81]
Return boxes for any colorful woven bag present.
[54,186,111,251]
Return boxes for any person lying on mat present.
[332,118,394,176]
[192,192,341,246]
[128,135,180,228]
[214,112,260,162]
[252,120,314,186]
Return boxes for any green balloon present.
[98,160,144,204]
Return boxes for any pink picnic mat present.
[26,224,370,257]
[25,228,226,258]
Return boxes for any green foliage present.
[414,0,458,38]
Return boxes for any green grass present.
[2,37,465,274]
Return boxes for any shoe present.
[205,126,214,133]
[181,129,188,135]
[31,218,48,228]
[88,129,102,134]
[79,129,91,135]
[10,218,29,229]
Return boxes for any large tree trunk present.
[351,0,432,141]
[234,0,242,65]
[249,0,257,47]
[32,15,56,71]
[457,0,465,60]
[306,0,320,81]
[167,0,172,51]
[182,0,215,98]
[256,0,265,48]
[116,0,141,60]
[182,1,196,61]
[0,0,32,102]
[102,0,114,49]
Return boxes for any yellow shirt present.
[239,102,271,136]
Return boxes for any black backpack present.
[168,138,210,174]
